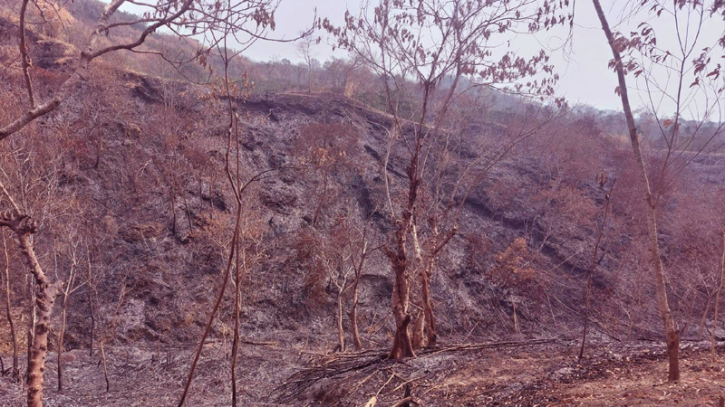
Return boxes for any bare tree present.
[296,34,319,93]
[0,186,59,407]
[590,0,725,381]
[335,0,567,358]
[347,221,374,350]
[57,230,86,392]
[178,28,288,405]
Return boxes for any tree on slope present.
[590,0,725,381]
[333,0,568,359]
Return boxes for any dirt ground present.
[1,340,725,406]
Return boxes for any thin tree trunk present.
[348,236,368,350]
[2,233,18,380]
[57,293,68,391]
[711,231,725,362]
[27,278,35,380]
[231,239,242,407]
[100,342,109,392]
[413,226,454,348]
[420,265,436,346]
[87,250,95,357]
[580,183,614,361]
[183,193,193,232]
[512,293,520,334]
[170,185,178,236]
[94,132,102,169]
[337,290,345,352]
[592,0,680,381]
[699,294,713,340]
[348,286,362,350]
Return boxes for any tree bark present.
[388,213,415,359]
[21,235,59,407]
[0,212,59,407]
[420,264,436,347]
[591,0,680,381]
[57,293,68,392]
[2,233,18,380]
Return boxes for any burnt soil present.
[2,340,725,406]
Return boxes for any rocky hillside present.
[2,2,725,405]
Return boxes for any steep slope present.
[3,5,725,406]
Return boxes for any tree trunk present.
[420,265,436,347]
[388,215,415,359]
[1,212,60,407]
[57,293,68,392]
[87,254,95,357]
[2,233,19,380]
[711,231,725,362]
[100,341,109,392]
[348,287,362,350]
[699,293,713,340]
[512,293,520,334]
[348,237,367,351]
[591,0,680,381]
[22,234,58,406]
[412,312,425,349]
[183,193,193,232]
[170,185,178,236]
[337,291,345,352]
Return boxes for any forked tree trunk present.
[21,235,59,407]
[412,226,455,349]
[0,212,59,407]
[388,214,415,359]
[591,0,680,381]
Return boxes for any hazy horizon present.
[119,0,725,119]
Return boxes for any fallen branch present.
[391,396,422,407]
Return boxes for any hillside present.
[2,0,725,405]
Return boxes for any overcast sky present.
[227,0,639,111]
[121,0,724,116]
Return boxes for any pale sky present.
[119,0,725,117]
